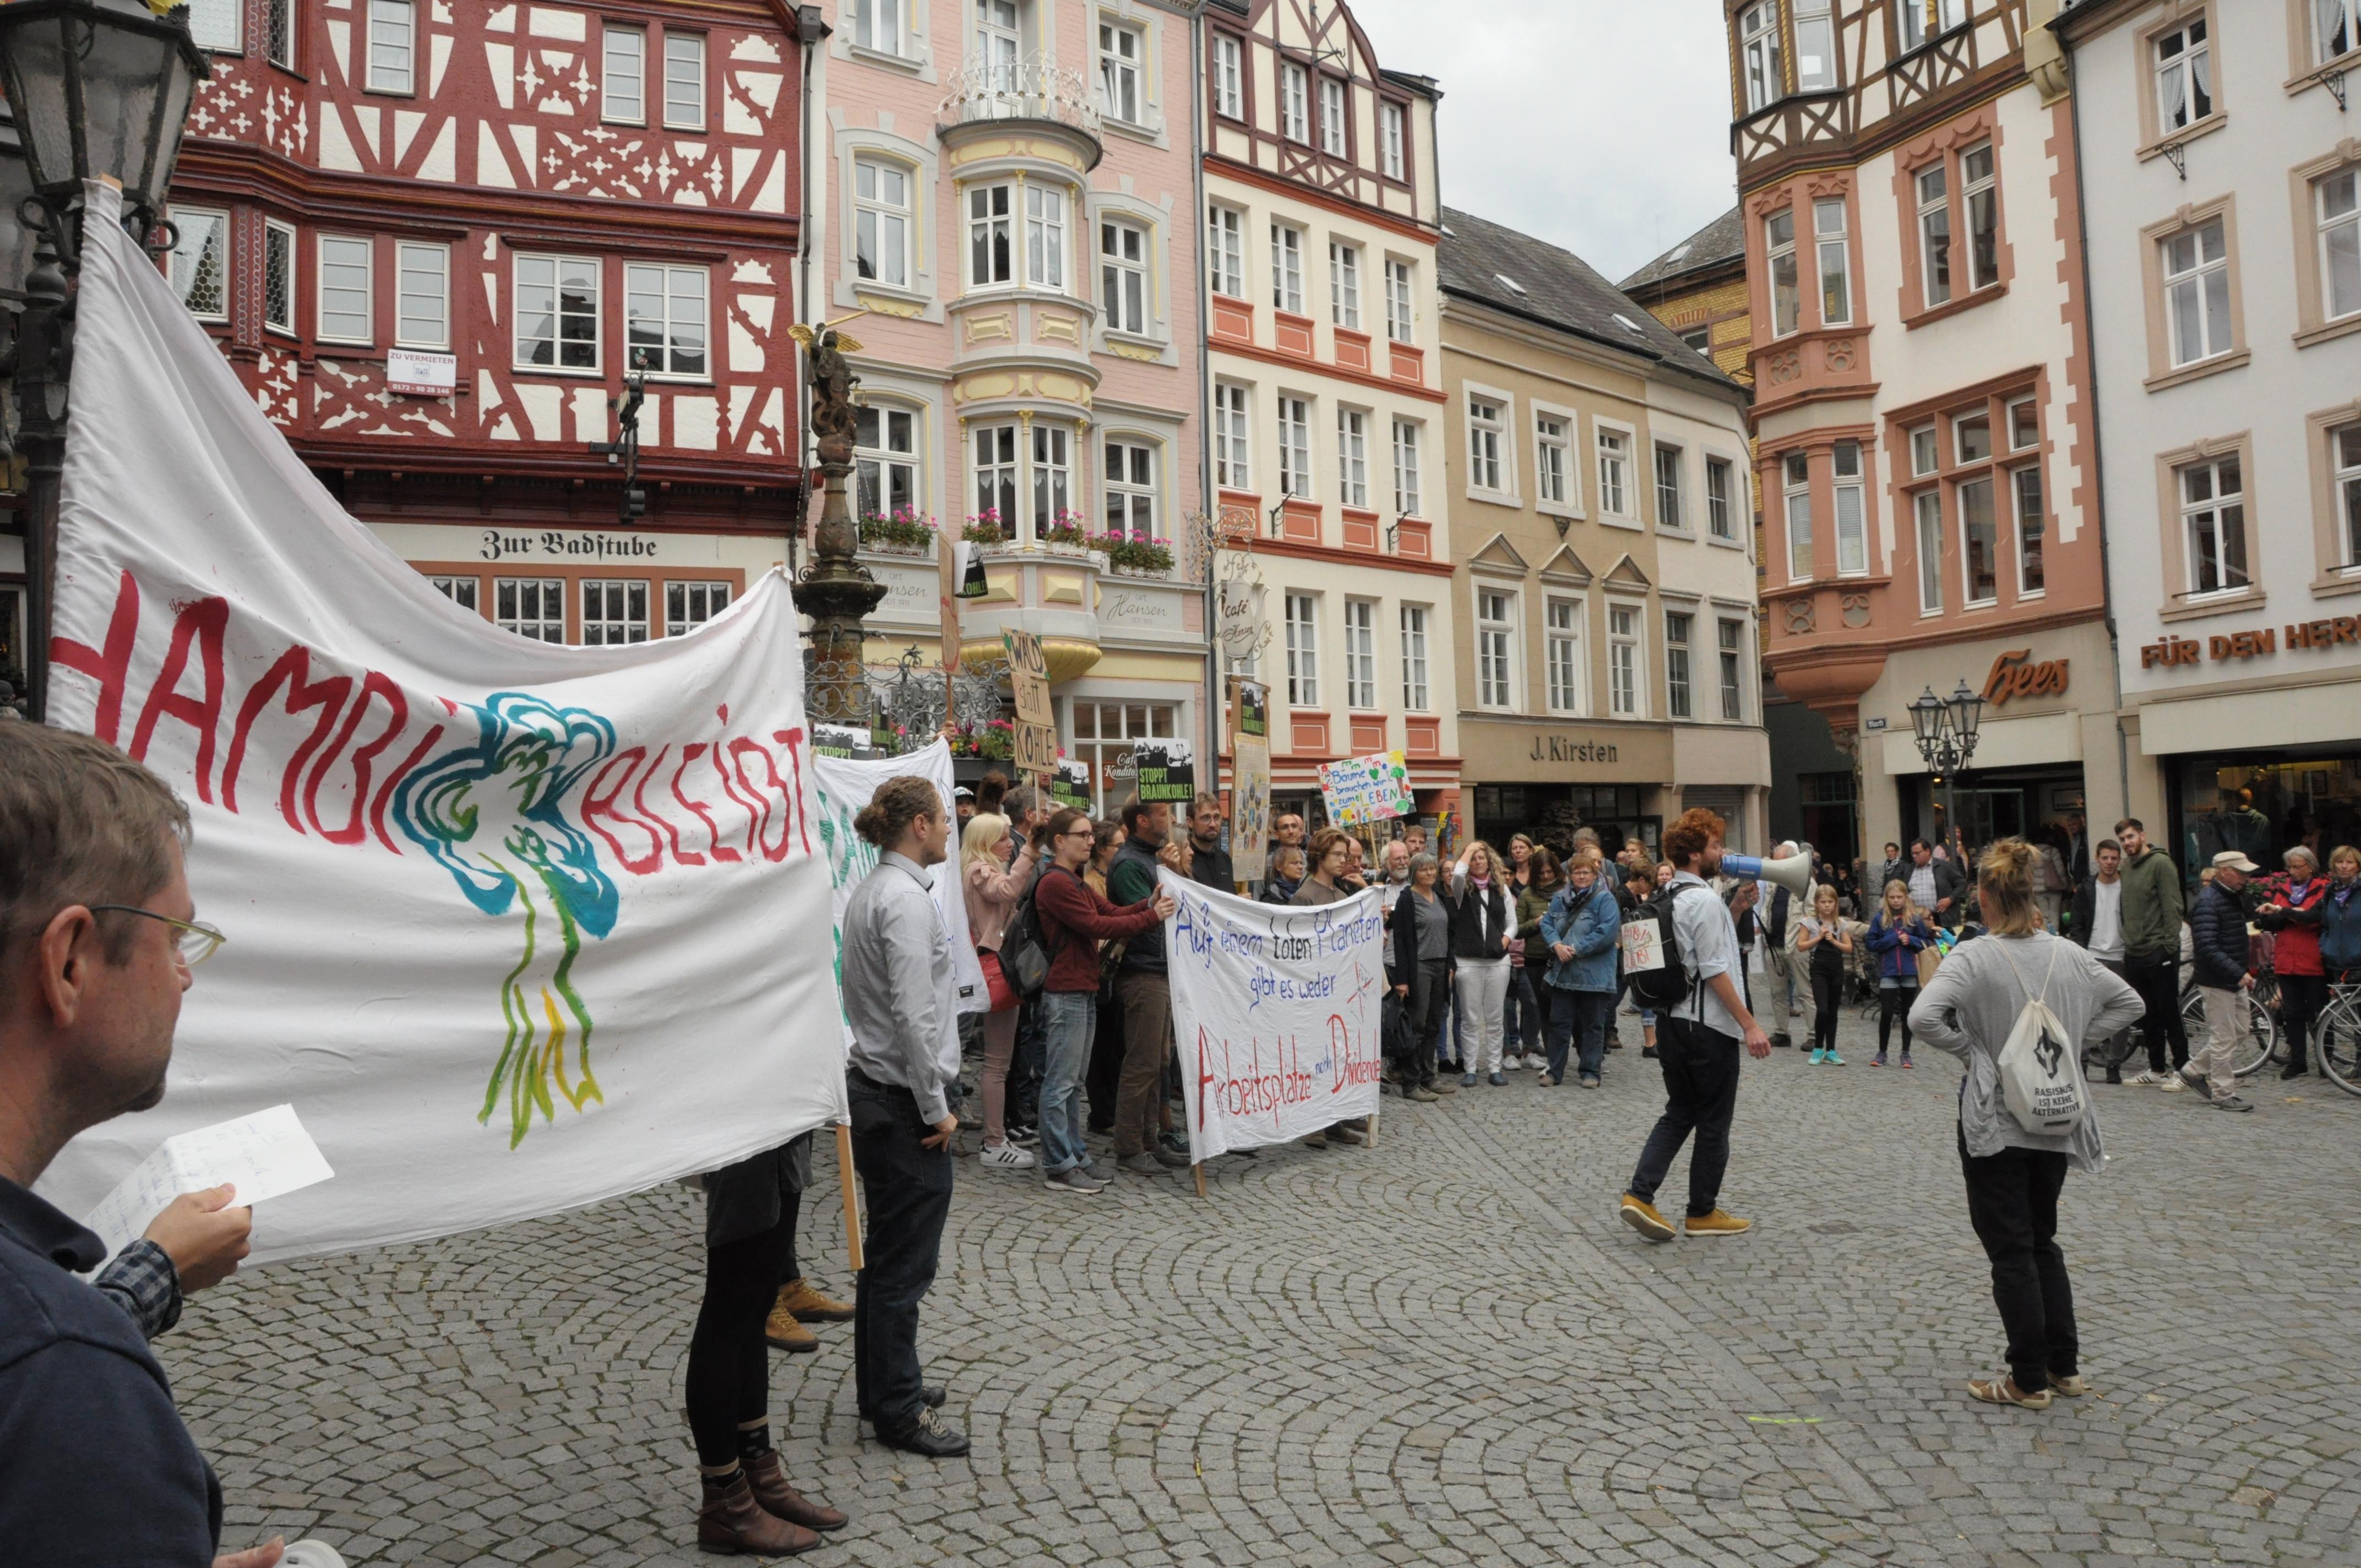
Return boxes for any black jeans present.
[685,1200,795,1467]
[1626,1016,1743,1218]
[1809,961,1842,1053]
[1010,996,1044,1128]
[1877,984,1918,1055]
[848,1072,955,1432]
[2125,952,2189,1072]
[1958,1128,2077,1394]
[1400,959,1448,1087]
[1086,981,1125,1131]
[2278,972,2326,1070]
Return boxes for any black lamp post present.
[1908,678,1986,855]
[0,0,208,722]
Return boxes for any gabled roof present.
[1437,206,1744,398]
[1619,205,1747,293]
[1536,545,1594,585]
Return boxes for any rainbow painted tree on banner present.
[393,693,621,1147]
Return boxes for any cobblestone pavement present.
[164,1004,2361,1567]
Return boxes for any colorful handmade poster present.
[1318,750,1415,827]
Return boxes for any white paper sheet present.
[83,1104,335,1264]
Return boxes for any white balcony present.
[938,55,1103,159]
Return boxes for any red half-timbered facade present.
[161,0,808,645]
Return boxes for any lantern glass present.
[1908,686,1944,744]
[1946,678,1984,745]
[0,1,209,219]
[0,13,80,196]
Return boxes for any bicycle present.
[2313,975,2361,1097]
[2081,972,2278,1080]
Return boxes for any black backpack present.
[998,867,1076,1000]
[1624,881,1709,1011]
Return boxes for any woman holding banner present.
[1449,842,1516,1086]
[1389,853,1454,1101]
[1292,829,1370,1150]
[960,813,1041,1173]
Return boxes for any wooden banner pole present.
[1192,1161,1207,1199]
[1366,1109,1379,1149]
[835,1121,865,1273]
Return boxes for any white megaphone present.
[1721,850,1816,901]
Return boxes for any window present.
[1099,22,1143,123]
[496,578,565,643]
[429,575,479,613]
[1794,0,1836,90]
[1318,77,1347,155]
[1717,620,1745,722]
[366,0,412,93]
[2317,0,2359,65]
[1104,438,1157,541]
[2319,169,2360,321]
[1329,241,1361,329]
[1467,395,1504,492]
[855,158,912,287]
[851,0,905,56]
[625,263,707,376]
[1336,410,1369,509]
[1546,599,1582,714]
[318,236,372,344]
[2179,455,2249,596]
[1343,600,1378,710]
[262,220,294,334]
[395,242,448,349]
[1961,142,1999,292]
[1213,34,1243,118]
[265,0,293,68]
[188,0,239,52]
[974,423,1019,526]
[1608,604,1641,717]
[1911,424,1940,476]
[1655,444,1686,530]
[1782,450,1813,580]
[2161,221,2231,367]
[582,580,650,646]
[1400,605,1430,709]
[1706,458,1736,540]
[664,32,706,129]
[1766,209,1799,336]
[1392,419,1422,515]
[1101,220,1149,335]
[170,208,229,321]
[1665,611,1694,720]
[1032,424,1072,528]
[516,253,599,370]
[1681,326,1712,355]
[1956,411,1992,464]
[1914,489,1944,612]
[1832,441,1867,576]
[1597,427,1630,516]
[1903,0,1967,50]
[976,0,1020,90]
[1207,204,1244,298]
[666,581,733,636]
[1477,589,1516,709]
[1740,1,1783,112]
[1270,222,1304,313]
[969,184,1013,286]
[2012,462,2046,595]
[1384,258,1414,343]
[1537,416,1570,508]
[2336,423,2361,569]
[1214,383,1251,490]
[1960,475,1998,605]
[2009,396,2039,452]
[604,25,645,124]
[1073,701,1181,816]
[1816,197,1851,325]
[1026,186,1067,290]
[1281,63,1309,143]
[1285,592,1320,705]
[1381,103,1406,180]
[1278,396,1312,498]
[2153,17,2211,133]
[856,405,920,517]
[1917,161,1952,307]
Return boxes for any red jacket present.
[1034,864,1163,993]
[2264,875,2329,977]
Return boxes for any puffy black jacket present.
[2188,881,2251,991]
[1448,875,1511,961]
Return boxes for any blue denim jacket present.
[1540,881,1622,993]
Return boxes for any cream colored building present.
[1438,209,1769,857]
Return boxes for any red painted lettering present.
[669,743,729,865]
[127,596,229,802]
[303,671,409,846]
[728,737,795,863]
[583,747,663,873]
[48,569,141,743]
[367,722,445,854]
[222,645,351,830]
[771,727,812,857]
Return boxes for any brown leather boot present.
[761,1299,818,1353]
[742,1448,848,1532]
[775,1277,855,1323]
[697,1471,819,1555]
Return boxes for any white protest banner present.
[1161,870,1386,1161]
[34,184,845,1264]
[810,742,988,1016]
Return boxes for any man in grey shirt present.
[839,776,968,1457]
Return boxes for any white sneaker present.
[2124,1069,2163,1087]
[2156,1073,2188,1093]
[978,1141,1037,1169]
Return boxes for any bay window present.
[1032,424,1072,530]
[973,423,1019,531]
[1833,440,1865,576]
[1740,2,1782,112]
[1767,208,1799,336]
[1816,198,1851,325]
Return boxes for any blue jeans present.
[1543,988,1613,1081]
[1037,990,1097,1175]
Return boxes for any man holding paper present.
[0,724,283,1565]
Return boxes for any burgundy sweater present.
[1034,864,1164,992]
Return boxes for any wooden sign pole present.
[835,1121,865,1272]
[1192,1161,1207,1199]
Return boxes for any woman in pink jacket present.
[961,813,1041,1171]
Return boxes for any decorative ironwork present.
[938,55,1103,141]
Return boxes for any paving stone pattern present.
[165,1006,2361,1566]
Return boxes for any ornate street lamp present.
[1,0,210,722]
[1908,682,1984,856]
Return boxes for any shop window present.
[1071,701,1178,818]
[581,580,650,645]
[666,581,732,636]
[496,577,565,643]
[429,575,479,613]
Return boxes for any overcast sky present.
[1343,1,1738,285]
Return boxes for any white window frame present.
[1706,456,1737,541]
[1336,408,1369,509]
[1103,435,1159,541]
[514,252,601,373]
[2316,0,2360,66]
[1214,382,1252,492]
[1270,222,1304,313]
[187,0,240,53]
[1207,203,1245,299]
[1536,413,1572,511]
[1031,423,1073,535]
[1466,392,1506,496]
[1717,618,1747,722]
[1596,421,1636,522]
[394,241,449,350]
[623,262,709,379]
[1766,207,1799,337]
[262,219,296,335]
[1101,216,1150,336]
[968,183,1014,287]
[1384,258,1415,344]
[1318,75,1347,155]
[1832,440,1867,576]
[1025,184,1068,291]
[851,0,907,57]
[2318,168,2360,322]
[1664,607,1695,721]
[1278,395,1313,499]
[1782,450,1814,582]
[1343,597,1378,710]
[1607,601,1645,718]
[2153,17,2212,133]
[1392,418,1423,516]
[1793,0,1836,91]
[973,422,1019,529]
[1740,1,1782,113]
[169,206,230,323]
[1961,141,2000,293]
[1476,586,1519,711]
[429,575,479,613]
[1381,102,1406,181]
[1285,591,1321,706]
[603,24,646,125]
[1544,596,1585,716]
[1914,488,1945,614]
[1816,197,1851,326]
[2335,423,2361,570]
[975,0,1020,89]
[2178,455,2249,598]
[1917,160,1952,307]
[2011,460,2046,598]
[1329,239,1361,329]
[1399,603,1430,710]
[665,581,734,637]
[854,156,914,288]
[1212,33,1243,119]
[1960,473,2000,607]
[1098,20,1145,125]
[1654,443,1688,532]
[317,234,373,345]
[663,31,707,130]
[580,579,651,647]
[495,576,567,643]
[365,0,414,94]
[855,404,922,519]
[2162,221,2235,368]
[1280,62,1309,143]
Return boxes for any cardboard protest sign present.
[1003,629,1056,780]
[1318,749,1413,827]
[1051,758,1092,810]
[1229,678,1270,884]
[1162,871,1385,1161]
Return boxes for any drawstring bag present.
[1989,938,2089,1135]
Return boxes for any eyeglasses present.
[87,906,227,968]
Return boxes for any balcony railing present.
[938,55,1103,141]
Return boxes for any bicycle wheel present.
[2179,986,2278,1077]
[2316,992,2361,1097]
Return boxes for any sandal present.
[1967,1373,2052,1409]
